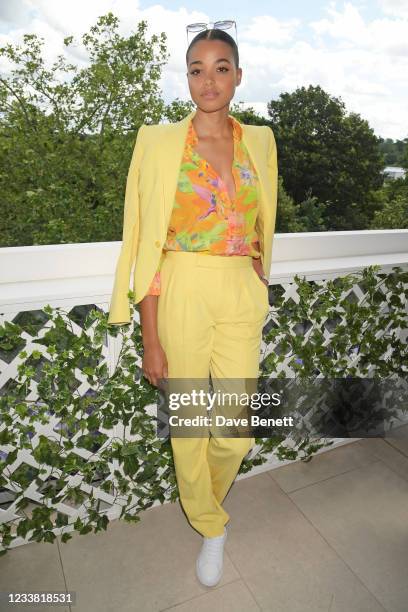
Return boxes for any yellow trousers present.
[157,251,269,537]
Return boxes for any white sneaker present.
[196,526,227,587]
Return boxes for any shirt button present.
[155,240,161,247]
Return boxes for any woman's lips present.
[202,91,219,99]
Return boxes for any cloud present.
[240,15,301,45]
[305,2,408,138]
[0,1,407,139]
[0,0,31,26]
[377,0,408,18]
[311,1,408,56]
[24,0,141,37]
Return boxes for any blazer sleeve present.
[146,245,168,295]
[266,125,278,221]
[266,126,277,183]
[108,125,146,325]
[263,125,278,278]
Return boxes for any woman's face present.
[186,39,242,112]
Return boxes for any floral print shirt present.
[146,115,261,295]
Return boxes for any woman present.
[108,26,278,587]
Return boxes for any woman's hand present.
[252,257,268,287]
[138,294,168,387]
[142,340,168,387]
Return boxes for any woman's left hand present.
[252,258,268,286]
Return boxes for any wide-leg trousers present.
[157,250,270,538]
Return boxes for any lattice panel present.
[0,270,407,542]
[259,275,404,377]
[0,302,118,534]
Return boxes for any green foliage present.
[260,265,407,378]
[266,85,385,230]
[163,98,195,123]
[275,176,309,233]
[232,97,402,233]
[0,13,168,247]
[230,103,268,126]
[0,265,406,554]
[370,194,408,229]
[368,176,408,229]
[379,137,408,167]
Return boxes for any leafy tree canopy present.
[266,85,385,230]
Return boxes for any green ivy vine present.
[0,264,406,555]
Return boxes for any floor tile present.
[160,579,260,611]
[290,461,408,612]
[355,437,408,482]
[222,472,384,611]
[267,440,376,493]
[0,539,69,612]
[58,499,240,612]
[384,423,408,457]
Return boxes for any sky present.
[0,0,407,140]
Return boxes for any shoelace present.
[201,534,226,560]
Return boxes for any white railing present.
[1,230,407,312]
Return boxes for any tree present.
[379,137,408,167]
[368,175,408,230]
[266,85,385,230]
[163,98,195,123]
[0,13,168,246]
[369,195,408,229]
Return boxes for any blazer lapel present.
[161,110,196,229]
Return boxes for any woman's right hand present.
[142,341,168,388]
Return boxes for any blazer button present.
[155,240,161,247]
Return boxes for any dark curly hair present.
[186,28,239,69]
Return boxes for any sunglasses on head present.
[186,20,238,45]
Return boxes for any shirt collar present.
[188,114,243,148]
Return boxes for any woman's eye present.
[189,67,229,76]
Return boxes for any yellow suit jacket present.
[108,109,278,325]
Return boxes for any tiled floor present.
[1,425,407,612]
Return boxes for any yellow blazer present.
[108,109,278,325]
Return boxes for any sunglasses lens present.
[187,22,207,32]
[214,20,235,29]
